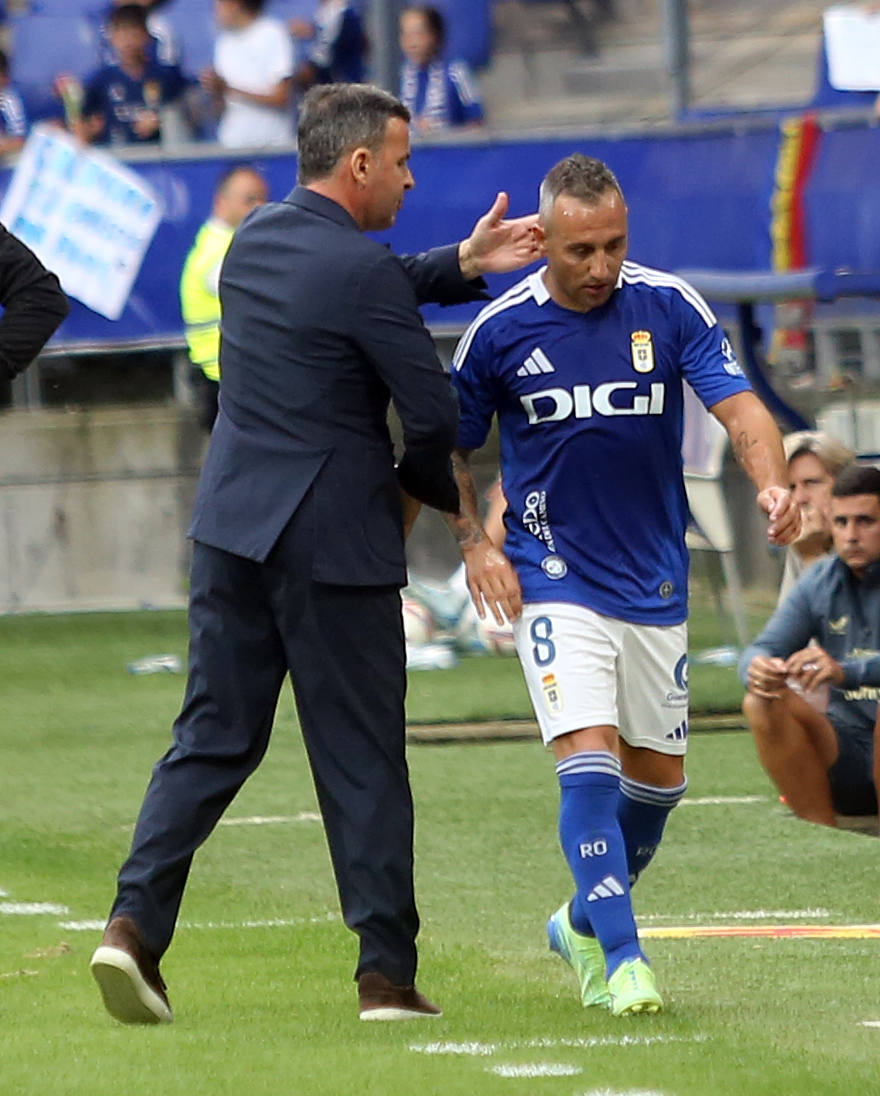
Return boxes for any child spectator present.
[290,0,367,89]
[75,4,187,146]
[398,5,483,132]
[0,48,27,158]
[200,0,294,148]
[92,0,180,68]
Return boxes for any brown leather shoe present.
[357,971,442,1021]
[90,915,173,1024]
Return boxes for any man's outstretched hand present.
[459,191,541,279]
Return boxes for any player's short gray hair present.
[297,84,411,184]
[783,430,855,476]
[538,154,623,222]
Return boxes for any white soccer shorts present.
[513,601,689,754]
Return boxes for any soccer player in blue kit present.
[447,155,801,1015]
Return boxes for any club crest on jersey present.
[630,330,655,374]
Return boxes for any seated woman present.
[398,5,483,132]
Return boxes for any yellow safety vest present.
[179,219,234,383]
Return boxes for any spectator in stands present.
[740,463,880,830]
[398,6,483,132]
[0,48,27,158]
[94,0,180,67]
[200,0,294,148]
[74,4,187,146]
[290,0,368,90]
[179,164,268,432]
[778,431,855,604]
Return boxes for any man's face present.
[215,170,268,228]
[831,493,880,577]
[360,117,414,232]
[536,189,628,313]
[214,0,246,30]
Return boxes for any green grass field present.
[2,604,879,1095]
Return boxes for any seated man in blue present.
[76,3,187,146]
[398,5,483,132]
[291,0,367,89]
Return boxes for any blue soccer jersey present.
[451,261,751,625]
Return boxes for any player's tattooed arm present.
[446,450,486,550]
[710,390,801,546]
[445,450,522,624]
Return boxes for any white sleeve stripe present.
[621,261,717,327]
[452,282,536,370]
[448,62,478,107]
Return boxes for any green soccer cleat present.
[546,903,611,1008]
[607,957,663,1016]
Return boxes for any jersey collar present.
[528,265,625,307]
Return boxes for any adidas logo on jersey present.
[516,347,555,377]
[665,720,688,742]
[586,875,625,902]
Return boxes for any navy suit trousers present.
[111,495,419,985]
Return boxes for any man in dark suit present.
[90,83,538,1025]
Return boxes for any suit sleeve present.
[353,250,460,513]
[0,225,69,380]
[397,244,489,307]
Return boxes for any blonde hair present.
[783,431,854,476]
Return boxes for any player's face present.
[830,494,880,577]
[360,117,414,232]
[537,190,628,313]
[216,170,268,228]
[399,11,439,67]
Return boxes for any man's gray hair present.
[297,84,411,184]
[783,430,855,476]
[538,154,623,221]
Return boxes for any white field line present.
[218,813,321,826]
[0,902,69,915]
[859,1021,880,1028]
[577,1090,667,1096]
[0,887,7,897]
[641,908,831,923]
[59,912,340,932]
[491,1064,581,1078]
[411,1035,709,1056]
[680,795,768,806]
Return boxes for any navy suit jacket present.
[189,186,485,586]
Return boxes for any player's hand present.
[459,192,541,278]
[784,646,844,691]
[745,655,789,699]
[757,486,801,546]
[462,540,522,625]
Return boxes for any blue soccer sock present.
[557,750,643,975]
[618,774,688,885]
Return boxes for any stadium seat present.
[682,382,749,648]
[10,14,98,122]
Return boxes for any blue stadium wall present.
[1,115,877,350]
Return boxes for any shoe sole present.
[613,1000,663,1016]
[359,1006,443,1021]
[90,946,173,1024]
